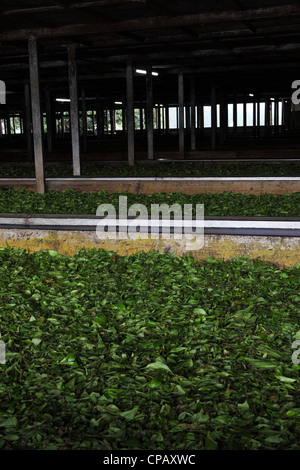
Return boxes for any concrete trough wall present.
[1,176,300,194]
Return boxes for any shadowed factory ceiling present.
[0,0,299,99]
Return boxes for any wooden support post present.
[12,115,16,135]
[190,76,196,151]
[91,110,95,137]
[61,112,64,138]
[162,106,165,132]
[45,85,53,153]
[220,90,227,145]
[96,92,102,146]
[51,92,56,144]
[253,96,256,137]
[139,105,143,132]
[243,95,247,136]
[257,95,260,137]
[104,109,108,134]
[6,106,11,140]
[146,65,154,160]
[285,99,291,130]
[110,106,115,136]
[211,84,217,151]
[270,100,273,129]
[281,99,285,132]
[28,35,45,193]
[282,99,289,132]
[197,104,203,132]
[233,95,237,136]
[185,105,190,141]
[157,106,161,132]
[122,106,126,133]
[155,107,158,130]
[264,98,269,128]
[265,98,269,136]
[24,82,33,161]
[122,93,126,134]
[165,103,169,134]
[274,99,279,134]
[126,61,135,166]
[81,87,88,153]
[178,72,185,157]
[68,44,81,176]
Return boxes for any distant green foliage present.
[0,162,300,178]
[0,248,299,449]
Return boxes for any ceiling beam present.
[3,0,146,15]
[1,4,300,41]
[71,0,146,6]
[145,0,199,39]
[2,0,145,45]
[223,0,256,34]
[1,41,299,72]
[83,42,300,64]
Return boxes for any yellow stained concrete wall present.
[0,229,299,267]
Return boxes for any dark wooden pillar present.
[110,106,115,136]
[211,84,217,150]
[61,112,64,138]
[24,82,33,161]
[282,99,289,132]
[96,92,102,147]
[157,106,162,132]
[190,76,196,151]
[122,107,126,134]
[197,104,203,132]
[139,105,143,132]
[243,96,247,137]
[280,99,284,132]
[126,61,135,165]
[81,87,88,153]
[185,105,190,144]
[257,95,260,137]
[165,103,169,134]
[274,98,279,134]
[265,98,270,136]
[121,93,126,134]
[28,35,45,193]
[146,65,154,160]
[45,85,53,153]
[68,44,81,176]
[220,90,227,145]
[6,106,11,140]
[286,99,292,131]
[233,94,237,136]
[253,96,256,137]
[178,72,185,157]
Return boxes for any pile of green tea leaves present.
[0,189,299,217]
[1,162,300,178]
[0,248,299,450]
